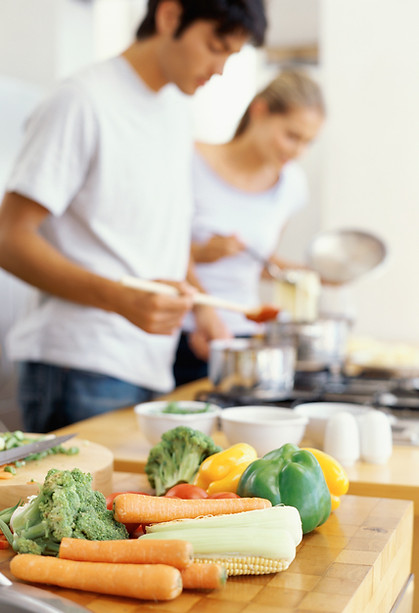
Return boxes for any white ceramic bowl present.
[220,406,308,457]
[293,402,373,448]
[134,400,221,446]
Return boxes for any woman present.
[174,69,325,386]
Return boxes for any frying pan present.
[306,229,387,284]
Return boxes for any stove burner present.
[194,389,296,408]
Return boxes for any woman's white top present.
[5,56,194,392]
[183,150,308,336]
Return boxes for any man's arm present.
[0,192,194,335]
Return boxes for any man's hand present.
[115,280,195,335]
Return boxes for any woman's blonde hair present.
[234,69,325,138]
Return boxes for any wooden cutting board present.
[0,494,414,613]
[0,438,113,509]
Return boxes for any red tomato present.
[121,522,141,535]
[164,484,209,499]
[0,535,9,549]
[105,491,150,511]
[209,492,241,499]
[129,524,147,539]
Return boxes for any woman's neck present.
[197,138,282,193]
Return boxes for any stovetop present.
[197,370,419,411]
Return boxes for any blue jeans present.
[18,361,155,433]
[173,333,209,387]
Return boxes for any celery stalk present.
[141,506,302,561]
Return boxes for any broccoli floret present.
[145,426,222,496]
[72,490,128,540]
[0,467,128,555]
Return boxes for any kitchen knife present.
[0,433,77,466]
[0,570,89,612]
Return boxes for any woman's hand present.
[188,305,232,361]
[192,234,245,263]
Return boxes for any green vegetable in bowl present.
[145,425,222,495]
[161,402,211,415]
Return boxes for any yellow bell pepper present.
[303,447,349,511]
[194,443,258,495]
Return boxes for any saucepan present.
[209,338,296,400]
[265,317,351,372]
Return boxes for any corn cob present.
[192,556,292,576]
[141,506,302,575]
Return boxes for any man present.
[0,0,266,432]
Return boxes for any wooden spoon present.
[120,276,279,323]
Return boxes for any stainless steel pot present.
[265,318,350,372]
[209,338,296,400]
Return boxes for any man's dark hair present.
[136,0,267,47]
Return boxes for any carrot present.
[0,467,14,479]
[10,554,182,601]
[113,493,271,524]
[59,537,193,569]
[181,562,227,590]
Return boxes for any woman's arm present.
[186,255,232,360]
[0,192,194,335]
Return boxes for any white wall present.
[0,0,148,88]
[320,0,419,341]
[0,1,55,87]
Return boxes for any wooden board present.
[0,491,414,613]
[0,439,113,509]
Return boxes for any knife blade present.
[0,433,77,466]
[0,570,89,612]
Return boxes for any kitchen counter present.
[52,378,419,609]
[0,472,414,613]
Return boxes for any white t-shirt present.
[6,56,194,392]
[183,150,308,336]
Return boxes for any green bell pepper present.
[237,443,331,534]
